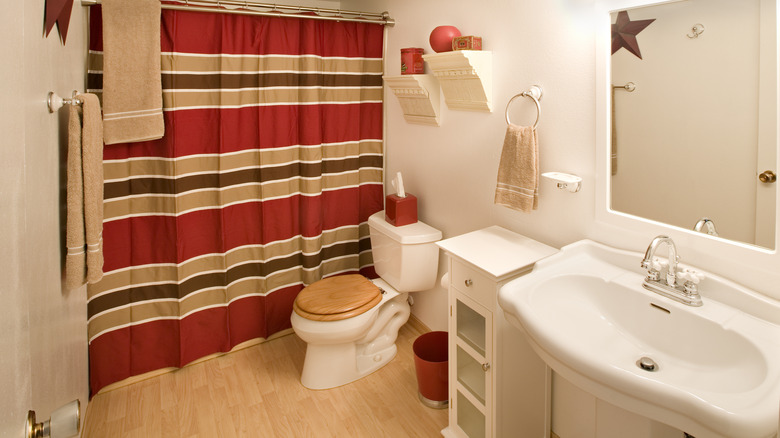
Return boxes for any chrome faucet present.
[693,218,719,236]
[640,235,679,287]
[640,235,703,306]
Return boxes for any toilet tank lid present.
[368,211,442,244]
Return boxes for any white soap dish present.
[542,172,581,193]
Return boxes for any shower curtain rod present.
[81,0,394,26]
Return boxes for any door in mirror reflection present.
[609,0,777,249]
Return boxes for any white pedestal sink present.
[498,240,780,438]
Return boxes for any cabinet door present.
[453,291,493,438]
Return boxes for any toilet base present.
[300,342,398,390]
[295,286,411,390]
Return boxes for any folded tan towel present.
[80,94,105,284]
[65,103,87,289]
[101,0,164,145]
[494,124,539,213]
[65,94,104,290]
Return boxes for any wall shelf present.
[383,74,441,126]
[422,51,492,112]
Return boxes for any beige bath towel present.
[80,94,105,283]
[494,124,539,213]
[65,94,104,290]
[65,103,87,289]
[101,0,164,145]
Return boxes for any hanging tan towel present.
[494,124,539,213]
[65,103,87,289]
[65,94,104,290]
[80,94,105,283]
[101,0,164,145]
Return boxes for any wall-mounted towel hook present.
[47,90,82,113]
[687,23,705,39]
[612,82,636,92]
[505,85,543,129]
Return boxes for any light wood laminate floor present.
[82,322,448,437]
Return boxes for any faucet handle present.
[680,268,704,296]
[683,269,704,284]
[653,258,668,272]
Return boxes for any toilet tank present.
[368,211,443,292]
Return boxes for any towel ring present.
[505,85,543,129]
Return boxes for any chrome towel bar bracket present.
[505,85,543,129]
[48,91,83,112]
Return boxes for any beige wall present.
[343,0,599,332]
[0,1,89,436]
[341,0,780,435]
[345,0,780,327]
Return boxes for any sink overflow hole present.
[650,303,671,314]
[637,356,658,372]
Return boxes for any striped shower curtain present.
[86,7,384,395]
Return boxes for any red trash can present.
[412,331,449,409]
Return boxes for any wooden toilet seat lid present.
[293,274,382,322]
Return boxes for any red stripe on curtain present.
[87,7,384,395]
[159,8,385,58]
[102,190,379,269]
[103,104,383,160]
[88,287,299,392]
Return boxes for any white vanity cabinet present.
[437,227,557,438]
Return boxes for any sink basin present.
[498,240,780,438]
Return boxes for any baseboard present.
[407,313,433,334]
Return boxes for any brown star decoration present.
[45,0,74,44]
[612,10,655,59]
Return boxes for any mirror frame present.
[594,0,780,300]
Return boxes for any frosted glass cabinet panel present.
[451,283,493,437]
[457,391,486,438]
[457,345,486,404]
[457,299,487,356]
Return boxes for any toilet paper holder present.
[542,172,582,193]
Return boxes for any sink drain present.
[636,356,658,372]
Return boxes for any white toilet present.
[290,210,442,389]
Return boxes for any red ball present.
[429,26,461,53]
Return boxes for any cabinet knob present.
[464,279,473,287]
[482,362,490,372]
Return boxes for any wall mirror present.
[608,0,777,249]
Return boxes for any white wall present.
[0,0,33,434]
[342,0,599,331]
[0,2,89,436]
[345,0,780,329]
[342,0,780,435]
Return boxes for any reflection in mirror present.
[609,0,777,249]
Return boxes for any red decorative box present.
[452,36,482,51]
[385,193,418,226]
[401,48,424,75]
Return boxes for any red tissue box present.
[385,193,418,226]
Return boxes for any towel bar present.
[48,91,83,113]
[505,85,542,129]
